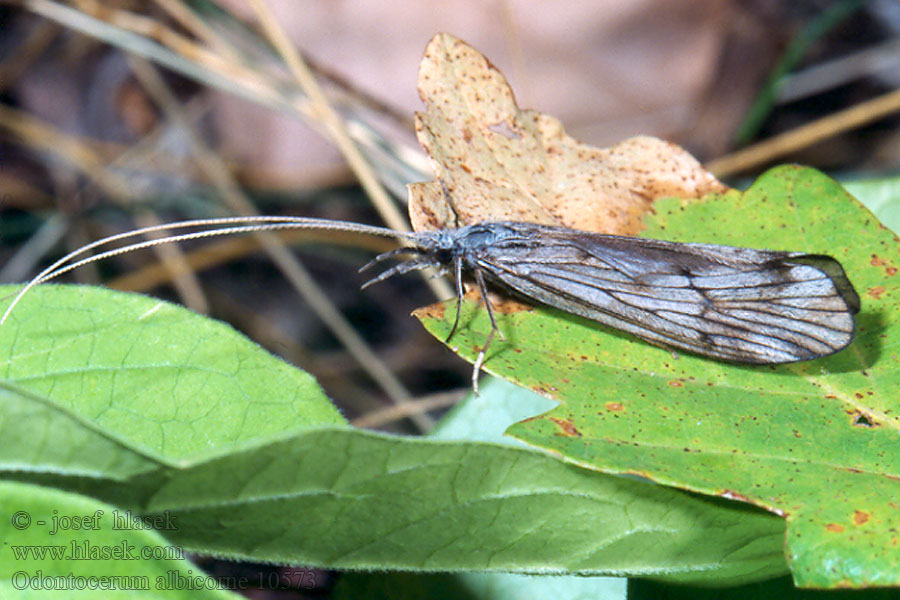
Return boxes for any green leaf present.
[416,166,900,588]
[0,344,786,586]
[0,480,236,599]
[0,285,344,463]
[429,376,557,445]
[144,426,786,584]
[842,176,900,236]
[422,378,664,598]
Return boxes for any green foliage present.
[1,166,898,594]
[0,285,344,462]
[0,481,236,599]
[843,176,900,235]
[419,166,900,588]
[0,287,786,596]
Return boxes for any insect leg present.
[474,267,504,341]
[446,256,464,342]
[358,247,426,273]
[360,258,438,289]
[429,265,450,280]
[470,267,505,394]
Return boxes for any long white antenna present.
[0,216,414,325]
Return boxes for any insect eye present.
[435,248,455,263]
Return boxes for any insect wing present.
[473,226,858,364]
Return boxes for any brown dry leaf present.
[409,33,727,234]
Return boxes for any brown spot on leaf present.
[605,402,625,412]
[550,417,582,437]
[825,523,845,533]
[869,255,898,277]
[868,286,886,299]
[492,297,531,315]
[853,510,870,526]
[459,288,530,314]
[412,300,447,320]
[668,380,684,387]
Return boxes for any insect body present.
[363,221,860,367]
[4,217,860,386]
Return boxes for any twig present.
[351,389,466,429]
[129,55,434,431]
[245,0,407,233]
[706,86,900,177]
[19,0,452,301]
[0,103,207,311]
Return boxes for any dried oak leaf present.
[409,33,727,235]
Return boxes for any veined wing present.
[474,225,859,364]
